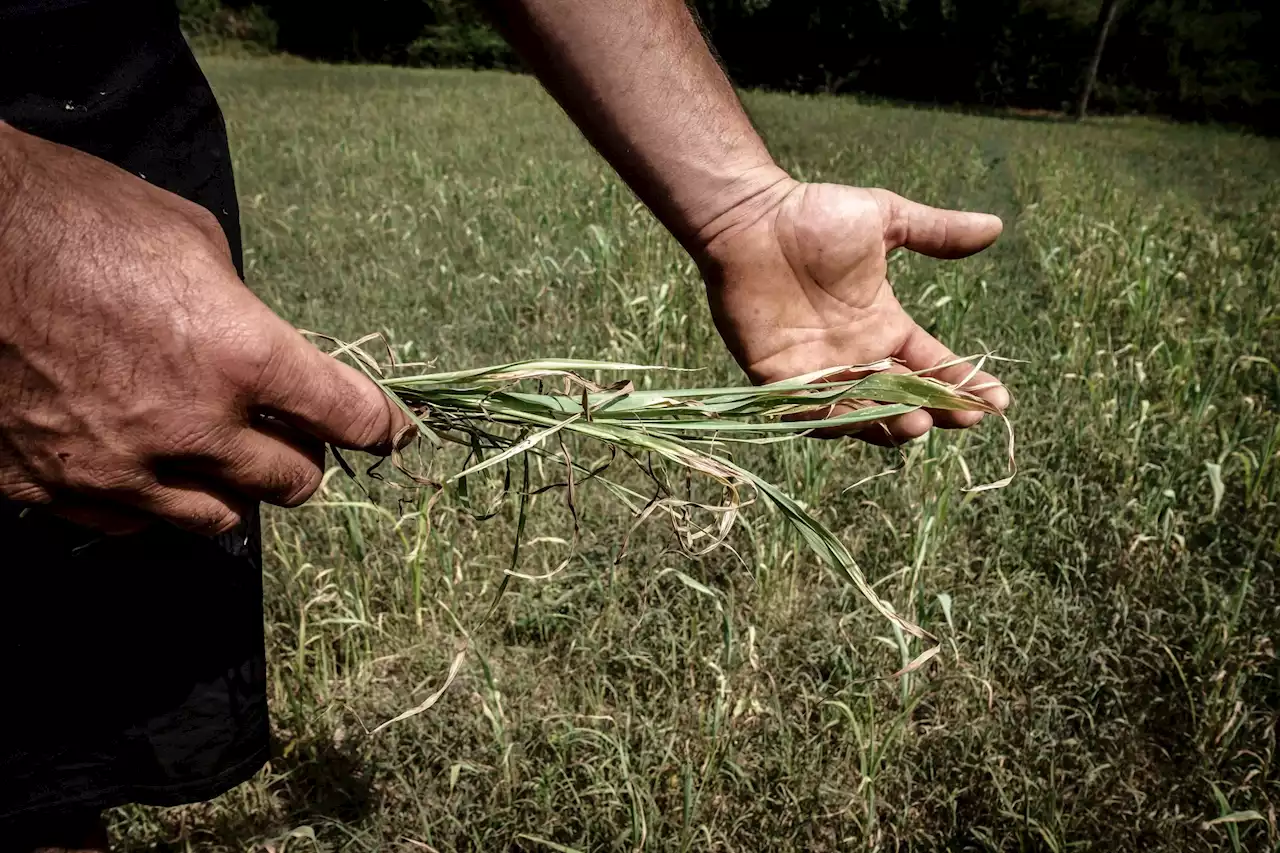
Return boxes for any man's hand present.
[488,0,1009,443]
[697,178,1010,443]
[0,122,409,535]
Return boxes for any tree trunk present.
[1076,0,1123,120]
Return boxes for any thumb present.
[252,331,413,454]
[873,189,1003,260]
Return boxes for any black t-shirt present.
[0,0,269,833]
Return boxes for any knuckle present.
[186,201,219,232]
[146,487,240,537]
[276,463,323,508]
[205,510,242,537]
[343,400,392,450]
[222,329,288,394]
[188,504,242,537]
[182,203,231,255]
[307,365,390,450]
[144,423,239,478]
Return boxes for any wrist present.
[686,164,797,267]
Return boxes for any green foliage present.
[111,58,1280,851]
[700,0,1279,129]
[407,22,516,70]
[177,0,278,50]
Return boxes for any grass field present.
[111,56,1280,851]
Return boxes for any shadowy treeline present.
[181,0,1280,132]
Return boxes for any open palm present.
[699,181,1010,443]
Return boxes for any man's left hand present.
[695,178,1011,444]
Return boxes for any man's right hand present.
[0,122,408,536]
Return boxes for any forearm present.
[486,0,791,251]
[0,121,32,312]
[0,122,25,244]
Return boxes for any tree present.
[179,0,1280,133]
[1076,0,1124,119]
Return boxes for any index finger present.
[896,323,1010,429]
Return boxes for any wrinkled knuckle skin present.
[59,460,147,497]
[192,507,242,538]
[276,464,322,508]
[346,403,391,451]
[0,479,53,505]
[149,487,240,538]
[208,512,242,537]
[164,421,240,467]
[219,330,285,396]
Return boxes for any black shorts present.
[0,0,269,831]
